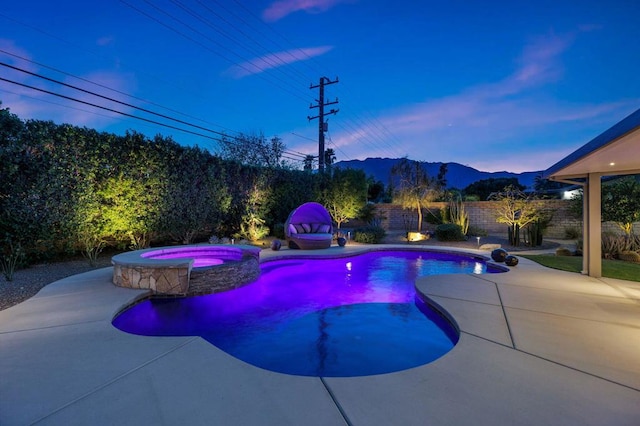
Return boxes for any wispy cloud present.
[96,36,114,47]
[512,33,572,86]
[225,45,333,79]
[262,0,351,22]
[326,32,639,173]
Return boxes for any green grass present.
[520,254,640,282]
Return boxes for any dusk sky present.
[1,0,639,173]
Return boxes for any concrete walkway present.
[1,246,639,425]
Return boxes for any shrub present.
[0,240,25,281]
[236,222,269,242]
[467,225,488,237]
[78,232,105,267]
[601,233,628,259]
[357,203,377,223]
[353,225,386,244]
[555,247,573,257]
[564,226,581,240]
[435,223,466,241]
[618,251,640,263]
[447,196,469,235]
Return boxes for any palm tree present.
[303,155,315,171]
[324,148,336,173]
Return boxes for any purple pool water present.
[140,247,238,268]
[113,250,504,377]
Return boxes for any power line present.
[169,0,309,88]
[1,60,232,138]
[325,130,351,161]
[230,0,322,78]
[222,2,406,158]
[198,0,312,85]
[223,2,406,157]
[0,76,222,140]
[3,2,405,162]
[120,0,314,104]
[0,75,305,161]
[0,48,241,136]
[1,7,313,163]
[0,10,228,117]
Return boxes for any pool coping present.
[1,244,639,425]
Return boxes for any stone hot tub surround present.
[111,245,261,296]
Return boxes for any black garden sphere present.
[505,255,519,266]
[491,248,508,263]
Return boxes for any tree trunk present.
[417,206,423,232]
[508,224,520,246]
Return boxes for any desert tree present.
[490,185,546,246]
[391,158,440,232]
[320,168,368,229]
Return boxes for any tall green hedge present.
[0,106,325,264]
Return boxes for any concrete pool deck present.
[1,245,639,425]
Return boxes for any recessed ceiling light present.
[609,162,616,166]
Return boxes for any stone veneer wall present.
[111,245,261,296]
[188,255,261,295]
[112,262,190,295]
[375,200,638,239]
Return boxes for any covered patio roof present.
[543,107,640,277]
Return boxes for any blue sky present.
[1,0,639,172]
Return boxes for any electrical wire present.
[0,76,306,161]
[119,0,314,104]
[2,2,406,163]
[0,48,242,136]
[1,61,232,138]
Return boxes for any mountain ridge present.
[334,158,541,189]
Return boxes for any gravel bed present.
[0,256,113,311]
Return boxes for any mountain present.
[334,158,541,190]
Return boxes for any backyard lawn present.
[521,254,640,282]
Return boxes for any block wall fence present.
[373,200,637,239]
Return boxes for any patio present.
[0,245,638,425]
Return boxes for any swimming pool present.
[113,249,504,377]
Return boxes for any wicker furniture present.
[284,202,333,249]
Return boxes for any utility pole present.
[308,76,339,172]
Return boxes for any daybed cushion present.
[293,233,333,241]
[289,223,332,235]
[317,224,331,233]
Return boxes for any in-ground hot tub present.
[111,245,261,296]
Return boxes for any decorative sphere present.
[491,248,508,262]
[337,237,347,247]
[505,255,519,266]
[270,239,282,251]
